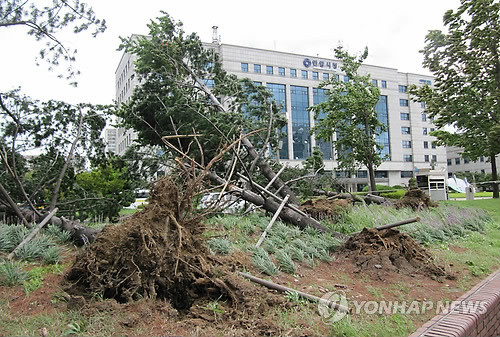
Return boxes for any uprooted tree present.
[0,90,129,244]
[0,1,138,244]
[117,13,322,220]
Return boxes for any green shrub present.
[380,190,406,199]
[361,184,394,192]
[42,246,61,265]
[45,225,72,243]
[250,247,279,276]
[208,237,233,255]
[0,260,27,286]
[275,249,296,274]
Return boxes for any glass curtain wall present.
[375,95,391,159]
[267,83,288,159]
[290,86,310,159]
[312,88,333,160]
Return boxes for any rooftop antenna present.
[212,26,220,44]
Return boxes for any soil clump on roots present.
[340,228,454,281]
[300,198,351,221]
[395,188,438,210]
[63,176,283,333]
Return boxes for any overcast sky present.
[0,0,461,105]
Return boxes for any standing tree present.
[410,0,500,198]
[310,46,385,193]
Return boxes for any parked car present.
[198,192,245,213]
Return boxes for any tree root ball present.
[62,177,242,309]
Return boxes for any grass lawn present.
[1,198,499,336]
[448,191,493,199]
[118,208,139,216]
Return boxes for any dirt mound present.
[300,198,351,220]
[340,228,453,281]
[395,188,438,210]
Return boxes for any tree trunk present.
[21,209,99,246]
[241,137,300,205]
[491,154,499,199]
[49,112,84,211]
[0,182,31,228]
[207,171,346,239]
[367,162,377,195]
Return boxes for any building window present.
[372,79,378,87]
[419,79,432,85]
[430,128,435,132]
[401,127,411,135]
[447,159,452,166]
[254,64,261,73]
[455,158,460,165]
[403,155,413,162]
[278,67,285,76]
[422,113,427,121]
[431,142,436,149]
[401,171,413,178]
[399,85,408,93]
[357,170,368,178]
[241,63,248,72]
[424,155,430,162]
[344,75,349,82]
[420,102,426,108]
[375,171,388,178]
[381,80,387,88]
[400,113,410,120]
[312,71,319,80]
[323,73,329,80]
[480,156,485,162]
[290,69,297,77]
[301,70,308,79]
[400,99,409,107]
[464,158,469,164]
[424,141,428,149]
[432,155,437,162]
[402,140,412,148]
[266,65,273,75]
[423,127,428,135]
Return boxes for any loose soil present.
[395,188,438,210]
[300,198,351,220]
[340,228,455,281]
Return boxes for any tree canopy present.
[410,0,500,198]
[0,0,106,84]
[116,13,286,166]
[310,46,385,193]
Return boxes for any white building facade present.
[113,41,446,190]
[447,146,500,177]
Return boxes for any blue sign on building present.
[303,58,338,70]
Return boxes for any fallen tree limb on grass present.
[207,171,348,239]
[237,271,350,313]
[373,217,420,231]
[7,208,58,259]
[350,217,421,236]
[256,195,289,248]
